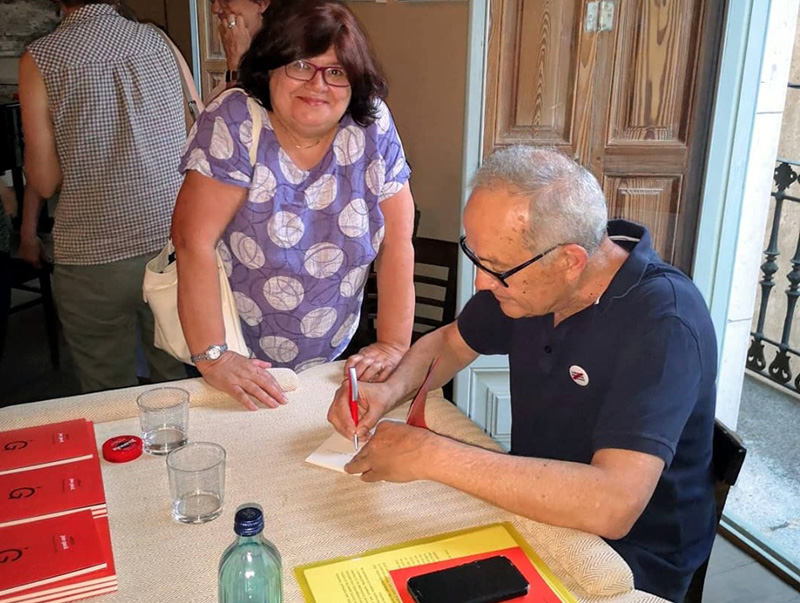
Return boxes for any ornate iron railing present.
[747,158,800,391]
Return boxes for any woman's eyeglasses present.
[285,60,350,88]
[459,235,561,288]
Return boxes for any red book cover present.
[0,511,107,598]
[389,546,572,603]
[0,420,96,476]
[406,358,439,429]
[0,516,118,603]
[0,457,107,527]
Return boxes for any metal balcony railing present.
[747,156,800,391]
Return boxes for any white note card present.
[304,431,363,474]
[305,419,405,474]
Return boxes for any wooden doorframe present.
[188,0,202,97]
[453,0,494,415]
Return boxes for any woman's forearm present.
[374,238,415,349]
[175,241,226,356]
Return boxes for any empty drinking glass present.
[166,442,226,524]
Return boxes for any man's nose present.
[474,268,497,292]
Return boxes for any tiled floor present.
[2,298,800,602]
[705,537,800,603]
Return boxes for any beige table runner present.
[0,362,668,603]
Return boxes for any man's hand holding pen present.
[327,374,392,448]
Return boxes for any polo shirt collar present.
[602,219,657,303]
[62,3,118,28]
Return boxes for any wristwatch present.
[225,70,238,83]
[190,343,228,364]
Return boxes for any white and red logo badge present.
[569,365,589,387]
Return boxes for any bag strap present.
[246,97,263,167]
[149,24,203,125]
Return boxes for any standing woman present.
[18,0,187,392]
[171,0,416,410]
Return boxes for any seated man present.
[327,145,716,602]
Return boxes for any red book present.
[389,546,573,603]
[0,516,118,603]
[406,358,439,429]
[0,420,96,476]
[0,457,107,527]
[0,511,107,598]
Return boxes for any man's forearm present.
[384,323,476,410]
[421,437,638,540]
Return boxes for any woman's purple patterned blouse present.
[180,89,410,371]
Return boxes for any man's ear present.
[258,0,270,13]
[561,244,588,279]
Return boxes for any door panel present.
[603,175,682,262]
[484,0,586,153]
[607,0,699,145]
[599,0,712,273]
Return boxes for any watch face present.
[208,347,222,360]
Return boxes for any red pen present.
[348,366,359,451]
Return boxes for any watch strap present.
[190,343,229,364]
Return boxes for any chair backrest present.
[353,237,459,343]
[345,238,459,398]
[684,419,747,603]
[409,237,459,342]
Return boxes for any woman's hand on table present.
[197,352,288,411]
[345,421,437,482]
[328,378,392,443]
[344,341,407,383]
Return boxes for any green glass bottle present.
[218,505,282,602]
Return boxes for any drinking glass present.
[166,442,226,524]
[136,387,189,455]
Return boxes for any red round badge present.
[102,435,143,463]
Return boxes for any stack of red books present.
[0,419,118,603]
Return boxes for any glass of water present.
[136,387,189,455]
[166,442,226,524]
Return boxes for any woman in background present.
[210,0,269,91]
[172,0,416,410]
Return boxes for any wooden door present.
[195,1,227,101]
[483,0,724,274]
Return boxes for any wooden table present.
[0,362,668,603]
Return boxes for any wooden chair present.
[346,236,459,399]
[4,248,60,368]
[0,101,60,368]
[684,419,747,603]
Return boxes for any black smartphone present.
[406,555,529,603]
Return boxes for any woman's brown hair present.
[239,0,387,127]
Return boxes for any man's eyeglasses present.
[285,60,350,88]
[459,235,561,288]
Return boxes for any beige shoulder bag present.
[143,27,265,364]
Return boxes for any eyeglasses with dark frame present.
[459,235,562,288]
[284,60,350,88]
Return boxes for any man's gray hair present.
[470,146,608,255]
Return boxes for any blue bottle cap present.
[234,506,264,536]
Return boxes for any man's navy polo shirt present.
[458,220,717,602]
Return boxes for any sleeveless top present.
[27,4,185,265]
[180,89,411,371]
